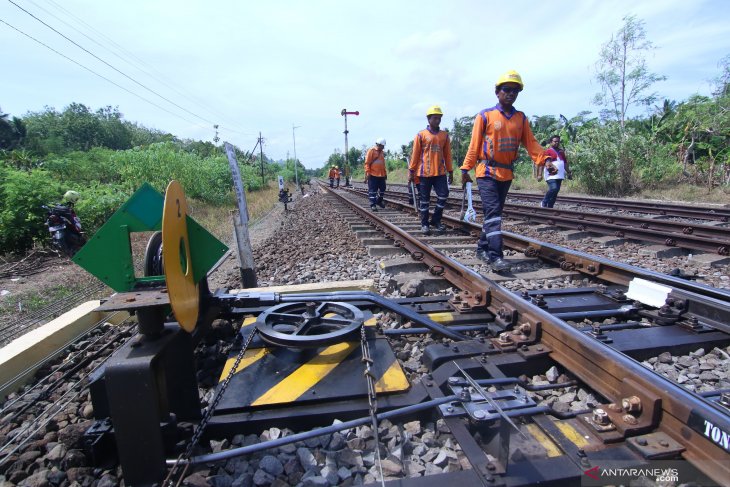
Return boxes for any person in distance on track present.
[538,134,572,208]
[328,165,338,188]
[409,105,453,236]
[460,70,547,273]
[365,138,388,211]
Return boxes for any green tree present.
[593,15,666,133]
[0,108,27,151]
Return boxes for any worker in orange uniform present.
[365,138,387,211]
[328,165,339,188]
[461,70,547,272]
[409,106,453,235]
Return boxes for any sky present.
[2,0,729,169]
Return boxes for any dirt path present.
[0,192,297,328]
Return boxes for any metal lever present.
[453,362,528,439]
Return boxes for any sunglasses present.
[500,86,522,94]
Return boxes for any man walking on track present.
[409,106,453,236]
[460,70,547,273]
[365,138,388,211]
[328,165,339,188]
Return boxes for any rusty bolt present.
[622,396,642,414]
[498,332,512,344]
[622,414,638,425]
[593,409,610,425]
[636,437,648,446]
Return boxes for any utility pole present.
[292,124,301,188]
[341,109,359,187]
[258,132,265,186]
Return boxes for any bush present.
[0,167,63,253]
[74,182,131,234]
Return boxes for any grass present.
[0,283,80,315]
[188,182,283,244]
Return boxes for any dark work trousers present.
[477,176,512,261]
[336,178,340,188]
[329,178,334,188]
[418,175,449,227]
[368,176,386,206]
[541,179,562,208]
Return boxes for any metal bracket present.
[450,289,490,313]
[582,378,661,441]
[627,432,685,459]
[439,385,536,421]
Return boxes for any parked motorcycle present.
[43,203,86,257]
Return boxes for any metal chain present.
[165,326,258,485]
[360,325,386,487]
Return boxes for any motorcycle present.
[43,203,86,257]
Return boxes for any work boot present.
[475,248,490,264]
[490,257,510,273]
[377,199,385,208]
[432,223,447,234]
[421,225,431,236]
[370,205,378,212]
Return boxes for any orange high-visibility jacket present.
[409,127,453,178]
[461,105,546,181]
[328,167,340,179]
[365,146,387,177]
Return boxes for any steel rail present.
[507,190,730,222]
[502,204,730,240]
[326,184,730,484]
[345,186,730,300]
[356,186,730,255]
[380,183,730,222]
[500,206,730,255]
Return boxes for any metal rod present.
[454,361,528,439]
[384,325,490,335]
[171,395,458,465]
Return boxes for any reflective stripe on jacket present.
[409,127,453,178]
[460,105,546,181]
[365,146,387,177]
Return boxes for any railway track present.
[507,190,730,222]
[1,182,728,486]
[371,183,730,256]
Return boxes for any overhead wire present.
[36,0,252,135]
[0,18,206,129]
[7,0,222,128]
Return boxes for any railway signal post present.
[341,109,359,187]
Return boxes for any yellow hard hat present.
[495,70,524,89]
[426,105,443,117]
[334,165,338,168]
